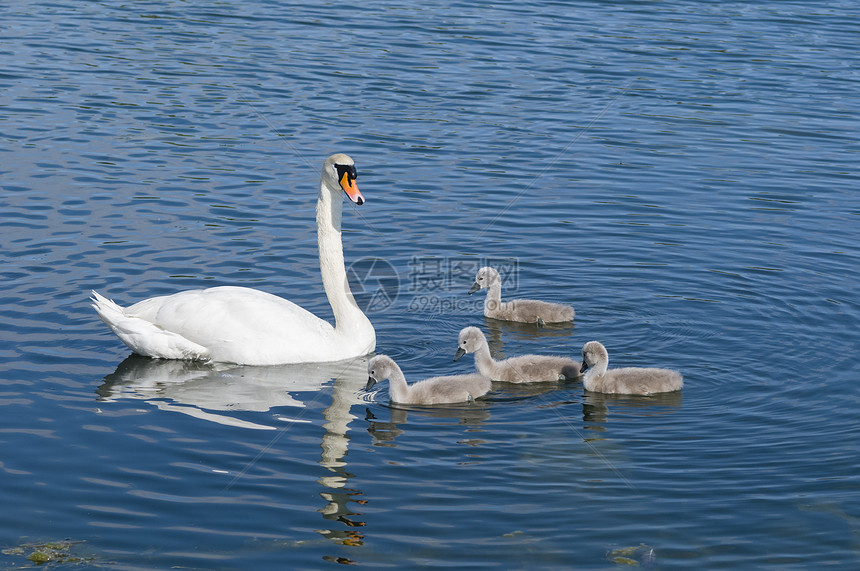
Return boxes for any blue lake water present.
[1,1,858,569]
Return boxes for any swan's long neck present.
[386,362,411,403]
[316,183,372,339]
[583,357,608,389]
[485,281,503,313]
[472,340,500,379]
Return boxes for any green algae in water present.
[606,543,656,566]
[2,540,92,566]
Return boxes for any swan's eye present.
[335,163,357,184]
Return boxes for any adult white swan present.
[91,153,376,366]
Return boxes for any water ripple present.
[0,1,858,569]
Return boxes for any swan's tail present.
[90,290,126,322]
[90,290,210,361]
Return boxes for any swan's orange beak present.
[340,171,364,205]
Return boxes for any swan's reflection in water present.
[581,390,683,431]
[317,365,370,546]
[483,318,576,359]
[364,403,492,447]
[96,354,371,546]
[98,355,368,429]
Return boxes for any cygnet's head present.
[468,266,501,294]
[365,354,396,391]
[580,341,609,374]
[454,326,486,361]
[322,153,363,205]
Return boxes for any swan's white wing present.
[126,286,336,365]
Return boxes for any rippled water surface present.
[2,1,858,569]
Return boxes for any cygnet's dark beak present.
[468,282,480,295]
[453,347,466,361]
[579,361,589,374]
[364,376,378,391]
